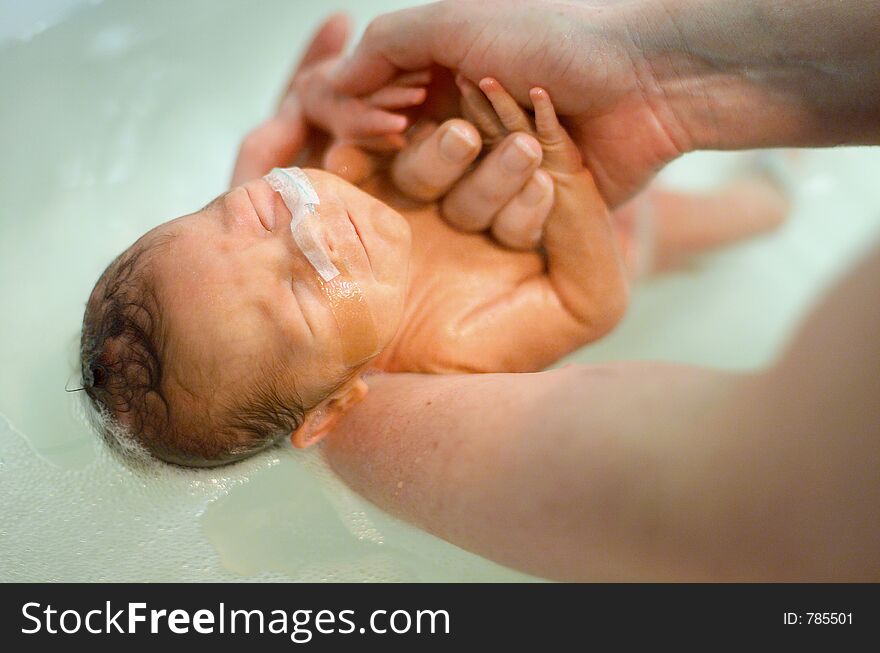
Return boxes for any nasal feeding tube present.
[264,167,379,366]
[264,167,340,282]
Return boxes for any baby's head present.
[80,169,410,466]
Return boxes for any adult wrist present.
[628,0,880,151]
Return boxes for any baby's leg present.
[616,176,790,277]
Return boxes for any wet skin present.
[87,15,790,463]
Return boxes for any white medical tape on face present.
[264,167,340,282]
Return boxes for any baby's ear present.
[290,377,369,449]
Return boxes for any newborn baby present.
[80,19,787,467]
[80,52,635,467]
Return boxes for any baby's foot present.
[613,157,792,278]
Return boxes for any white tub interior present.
[2,0,879,581]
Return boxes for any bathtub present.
[2,0,879,582]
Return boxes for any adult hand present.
[233,13,555,249]
[332,0,880,207]
[331,0,691,206]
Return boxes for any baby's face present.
[149,168,410,417]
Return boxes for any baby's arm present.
[231,16,351,186]
[522,83,629,331]
[456,79,629,351]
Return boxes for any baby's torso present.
[363,176,546,373]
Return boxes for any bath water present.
[2,0,880,581]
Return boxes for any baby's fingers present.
[478,77,533,134]
[351,133,408,152]
[391,119,481,202]
[529,87,581,173]
[392,69,432,87]
[338,102,409,139]
[323,141,379,185]
[456,74,506,143]
[366,85,427,110]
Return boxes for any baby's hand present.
[295,58,429,149]
[232,16,427,186]
[452,76,628,332]
[232,15,436,186]
[445,76,588,249]
[459,76,583,174]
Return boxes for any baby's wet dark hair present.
[80,232,303,467]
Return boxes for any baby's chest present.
[406,205,544,282]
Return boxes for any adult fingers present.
[441,132,543,231]
[491,170,554,250]
[331,4,452,95]
[391,119,482,202]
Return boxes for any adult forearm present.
[323,366,755,581]
[631,0,880,150]
[324,245,880,581]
